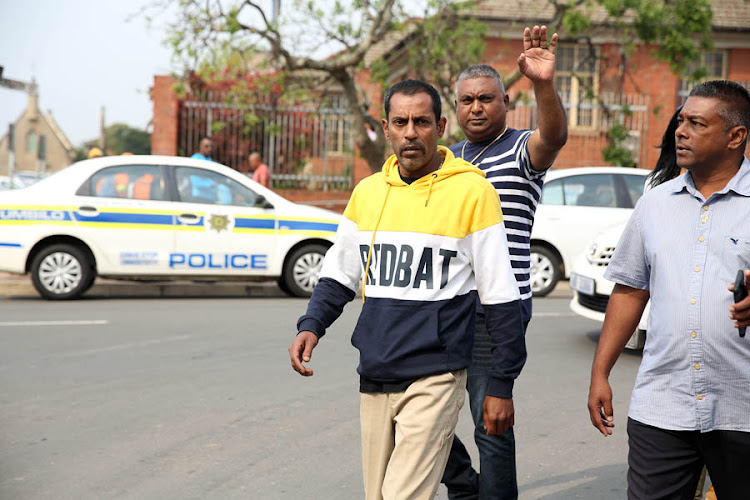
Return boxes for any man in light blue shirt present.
[190,136,213,161]
[588,80,750,500]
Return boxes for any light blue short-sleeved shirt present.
[605,157,750,432]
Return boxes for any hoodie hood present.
[382,146,486,187]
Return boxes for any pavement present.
[0,272,572,299]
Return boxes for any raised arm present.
[519,25,568,171]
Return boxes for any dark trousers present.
[627,418,750,500]
[440,318,527,500]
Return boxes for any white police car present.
[0,156,340,299]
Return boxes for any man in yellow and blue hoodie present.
[289,80,525,500]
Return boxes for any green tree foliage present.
[104,123,152,155]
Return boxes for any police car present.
[0,156,341,299]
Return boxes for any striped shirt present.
[451,128,543,322]
[605,157,750,432]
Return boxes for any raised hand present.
[518,25,558,83]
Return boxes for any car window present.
[541,179,564,205]
[88,165,165,201]
[622,174,647,208]
[561,174,617,208]
[175,167,264,207]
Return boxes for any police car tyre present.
[530,245,561,297]
[30,244,95,300]
[282,244,328,298]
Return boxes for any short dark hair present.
[689,80,750,134]
[199,136,212,143]
[383,80,442,121]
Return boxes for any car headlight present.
[586,243,598,262]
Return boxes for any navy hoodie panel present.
[351,293,476,382]
[483,299,526,398]
[297,277,356,338]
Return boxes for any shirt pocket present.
[720,235,750,282]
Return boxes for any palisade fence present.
[179,91,354,190]
[506,92,651,168]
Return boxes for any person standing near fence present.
[248,152,271,188]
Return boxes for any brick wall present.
[151,76,179,156]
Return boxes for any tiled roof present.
[471,0,750,31]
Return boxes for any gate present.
[179,92,354,190]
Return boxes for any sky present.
[0,0,177,147]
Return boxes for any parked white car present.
[529,166,650,296]
[569,222,649,350]
[0,156,340,299]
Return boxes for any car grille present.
[578,292,610,313]
[590,246,617,266]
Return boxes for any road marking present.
[533,312,577,317]
[57,334,191,358]
[0,320,109,327]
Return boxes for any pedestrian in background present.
[249,152,270,188]
[191,136,213,161]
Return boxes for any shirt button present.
[703,205,709,211]
[691,331,697,338]
[697,394,704,400]
[695,266,700,272]
[695,364,701,370]
[699,236,705,242]
[691,299,697,304]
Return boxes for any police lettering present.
[0,210,66,221]
[359,244,456,289]
[169,253,268,270]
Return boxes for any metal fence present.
[179,92,354,190]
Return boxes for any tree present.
[149,0,489,174]
[80,123,151,157]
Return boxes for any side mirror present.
[255,195,274,209]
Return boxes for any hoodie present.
[297,146,526,398]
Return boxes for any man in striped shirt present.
[442,26,568,500]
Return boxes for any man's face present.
[249,154,260,168]
[675,97,730,171]
[455,77,509,143]
[199,139,213,157]
[382,92,446,178]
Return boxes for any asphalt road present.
[0,295,641,499]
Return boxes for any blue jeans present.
[441,316,525,500]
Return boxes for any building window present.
[324,94,351,155]
[555,44,600,129]
[676,51,728,105]
[26,131,38,154]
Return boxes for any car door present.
[74,164,176,274]
[532,173,635,274]
[169,165,277,277]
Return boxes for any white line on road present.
[57,335,191,358]
[0,320,110,327]
[533,312,577,317]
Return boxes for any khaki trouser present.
[360,370,467,500]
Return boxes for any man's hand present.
[289,330,319,376]
[483,396,514,436]
[518,25,558,83]
[729,269,750,330]
[588,375,615,436]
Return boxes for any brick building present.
[151,0,750,195]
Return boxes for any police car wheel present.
[31,244,95,300]
[529,245,561,298]
[282,244,328,297]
